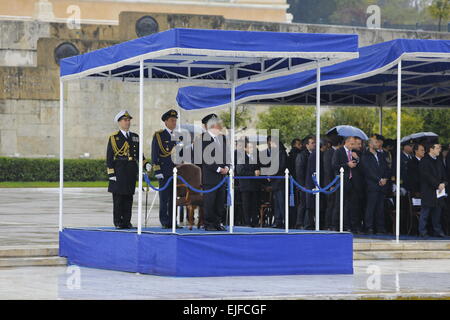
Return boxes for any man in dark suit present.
[332,136,358,231]
[323,136,342,230]
[151,109,180,229]
[294,136,316,229]
[406,144,425,197]
[262,135,287,228]
[419,143,447,238]
[350,137,365,233]
[201,114,230,231]
[304,140,326,230]
[107,110,151,229]
[236,139,261,227]
[361,135,390,234]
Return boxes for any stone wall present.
[1,12,450,158]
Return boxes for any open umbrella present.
[326,125,369,140]
[401,132,438,144]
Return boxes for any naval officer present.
[106,110,151,229]
[151,109,181,229]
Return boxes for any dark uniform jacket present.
[236,151,261,192]
[323,147,336,186]
[151,129,177,178]
[406,156,421,195]
[106,131,147,195]
[264,145,287,191]
[287,147,301,177]
[294,149,311,186]
[419,154,448,208]
[201,132,230,186]
[361,150,390,192]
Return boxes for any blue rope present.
[289,176,320,194]
[177,175,228,194]
[312,174,341,194]
[143,173,173,192]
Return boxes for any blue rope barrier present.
[289,176,321,195]
[177,175,229,194]
[311,174,341,194]
[143,173,174,192]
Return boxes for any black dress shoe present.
[436,232,446,238]
[216,225,227,231]
[366,229,374,235]
[295,225,304,230]
[204,226,218,231]
[420,233,429,238]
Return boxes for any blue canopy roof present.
[60,28,358,84]
[176,39,450,109]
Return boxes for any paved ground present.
[0,259,449,299]
[1,188,450,300]
[0,188,161,246]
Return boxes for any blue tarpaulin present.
[59,228,354,276]
[176,39,450,109]
[60,28,358,83]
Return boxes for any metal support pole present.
[229,68,236,233]
[340,167,344,233]
[315,62,321,231]
[59,80,64,232]
[285,168,289,233]
[379,105,383,135]
[396,60,402,243]
[172,167,178,234]
[229,168,234,233]
[137,60,144,235]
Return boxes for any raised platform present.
[59,227,353,277]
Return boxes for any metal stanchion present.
[172,167,177,234]
[229,168,234,233]
[285,168,289,233]
[340,167,344,232]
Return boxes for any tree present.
[256,106,316,146]
[219,105,251,130]
[287,0,337,24]
[374,108,425,138]
[416,108,450,143]
[321,107,378,137]
[428,0,450,31]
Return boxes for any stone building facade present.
[1,11,450,158]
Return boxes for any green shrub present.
[0,157,108,182]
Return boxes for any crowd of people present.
[107,108,449,237]
[234,133,450,238]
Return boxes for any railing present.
[143,167,346,234]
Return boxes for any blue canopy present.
[176,39,450,109]
[60,28,358,83]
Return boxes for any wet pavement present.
[0,259,449,299]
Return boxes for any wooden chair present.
[259,185,273,227]
[175,164,204,230]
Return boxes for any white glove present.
[145,163,152,172]
[109,176,117,181]
[155,173,164,180]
